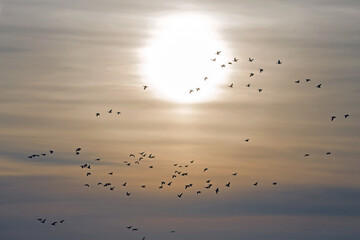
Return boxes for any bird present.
[84,184,90,187]
[244,139,250,142]
[295,80,300,83]
[190,160,194,163]
[122,182,127,186]
[177,193,183,198]
[171,230,176,233]
[277,60,282,64]
[97,182,102,185]
[316,84,322,88]
[233,57,238,62]
[196,191,201,194]
[253,182,258,186]
[326,152,331,155]
[37,218,43,222]
[221,64,226,68]
[117,112,121,115]
[203,168,208,172]
[143,85,148,90]
[94,158,101,161]
[189,89,194,94]
[246,84,251,87]
[108,109,112,113]
[196,88,200,91]
[86,172,91,176]
[110,187,115,191]
[331,116,336,121]
[49,150,54,154]
[204,77,208,81]
[344,114,349,119]
[149,165,153,168]
[211,58,216,61]
[132,228,138,231]
[167,182,172,186]
[248,58,254,62]
[228,62,232,65]
[126,226,133,229]
[215,188,219,194]
[259,68,264,73]
[272,182,277,185]
[205,184,213,189]
[60,220,65,223]
[304,153,310,157]
[51,222,57,226]
[76,148,81,152]
[141,185,146,188]
[228,83,233,88]
[250,73,254,77]
[232,173,237,176]
[225,182,231,187]
[41,219,46,223]
[206,180,211,183]
[148,153,155,158]
[306,78,311,82]
[142,237,146,240]
[126,192,131,196]
[258,89,262,92]
[96,113,100,117]
[108,172,113,175]
[216,51,221,55]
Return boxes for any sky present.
[0,0,360,239]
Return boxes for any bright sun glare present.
[141,13,231,103]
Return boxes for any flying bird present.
[316,84,322,88]
[232,173,237,176]
[108,109,112,113]
[277,60,282,64]
[117,112,121,115]
[60,220,65,223]
[344,114,349,119]
[233,57,238,62]
[228,83,233,88]
[248,58,254,62]
[272,182,277,185]
[250,73,254,77]
[51,222,57,226]
[216,51,221,55]
[306,78,311,82]
[143,85,148,90]
[331,116,336,121]
[221,64,226,68]
[326,152,331,155]
[204,77,208,81]
[259,68,264,73]
[211,58,216,61]
[177,193,183,198]
[246,84,251,87]
[203,168,208,172]
[215,188,219,194]
[96,113,100,117]
[225,182,231,187]
[258,89,262,92]
[189,89,194,94]
[295,80,300,83]
[253,182,258,186]
[304,153,310,157]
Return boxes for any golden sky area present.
[0,0,360,240]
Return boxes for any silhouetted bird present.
[246,84,251,87]
[110,187,115,191]
[204,77,208,81]
[272,182,277,185]
[216,51,221,55]
[326,152,331,155]
[304,153,310,157]
[49,150,54,154]
[306,78,311,82]
[316,84,322,88]
[211,58,216,61]
[245,139,250,142]
[189,89,194,93]
[86,172,91,176]
[177,193,183,198]
[96,113,100,117]
[197,191,201,194]
[229,83,233,88]
[253,182,258,186]
[60,220,65,223]
[108,172,113,175]
[249,58,254,62]
[277,60,282,64]
[95,158,101,161]
[225,182,231,187]
[117,112,121,115]
[126,192,131,196]
[126,226,133,229]
[331,116,336,121]
[258,89,262,92]
[122,182,127,186]
[221,64,226,68]
[234,57,238,62]
[232,173,237,176]
[84,184,90,187]
[250,73,254,77]
[196,88,200,91]
[295,80,300,83]
[344,114,349,119]
[215,188,219,194]
[259,68,264,73]
[51,222,57,226]
[108,109,112,113]
[203,168,208,172]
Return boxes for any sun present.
[140,13,232,103]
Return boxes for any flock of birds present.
[27,51,351,239]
